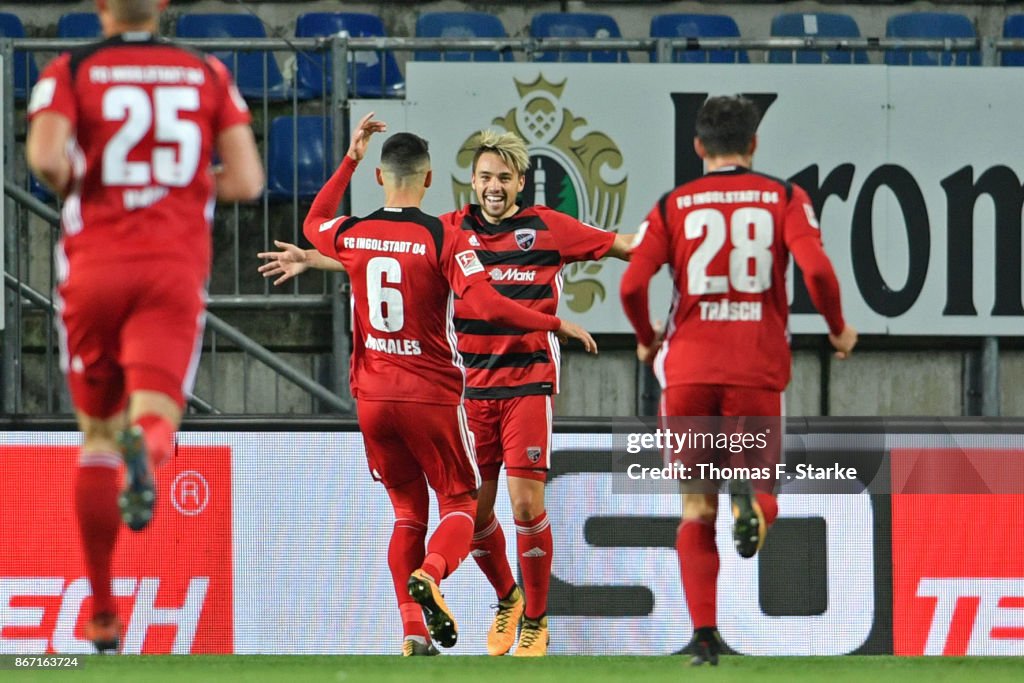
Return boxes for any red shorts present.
[660,384,783,493]
[466,394,553,482]
[56,260,206,418]
[358,399,480,496]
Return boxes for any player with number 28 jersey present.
[626,167,844,392]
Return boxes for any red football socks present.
[515,511,553,620]
[471,514,516,600]
[75,455,122,619]
[422,492,476,582]
[676,519,719,630]
[756,492,779,526]
[133,413,174,468]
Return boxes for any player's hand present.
[257,240,310,285]
[829,324,858,360]
[636,320,664,365]
[347,112,387,162]
[557,320,598,354]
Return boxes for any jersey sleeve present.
[440,223,489,296]
[302,156,358,258]
[784,185,846,335]
[620,197,671,347]
[543,208,616,263]
[781,184,822,249]
[27,55,76,127]
[206,56,251,132]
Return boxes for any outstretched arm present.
[460,280,598,354]
[257,240,345,286]
[606,232,635,261]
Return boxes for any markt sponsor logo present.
[0,444,233,654]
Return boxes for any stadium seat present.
[1001,15,1024,66]
[530,13,629,63]
[649,14,748,64]
[415,12,512,62]
[769,13,868,65]
[885,12,979,66]
[57,13,101,39]
[0,13,38,101]
[266,116,333,201]
[175,14,290,100]
[294,13,404,99]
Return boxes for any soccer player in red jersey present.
[620,95,857,665]
[260,130,631,656]
[301,113,597,655]
[26,0,263,653]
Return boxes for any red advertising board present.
[892,448,1024,656]
[0,443,233,654]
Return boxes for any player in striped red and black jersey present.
[299,114,596,655]
[258,129,631,656]
[450,131,632,656]
[620,95,857,665]
[26,0,263,653]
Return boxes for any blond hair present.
[471,130,529,177]
[107,0,162,26]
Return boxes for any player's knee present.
[509,491,545,521]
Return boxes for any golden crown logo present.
[452,75,627,312]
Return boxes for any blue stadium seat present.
[885,12,979,66]
[530,13,629,63]
[57,13,101,39]
[649,14,748,64]
[175,14,289,100]
[0,13,38,101]
[1001,15,1024,66]
[266,116,333,201]
[294,13,404,99]
[415,12,511,62]
[769,13,868,65]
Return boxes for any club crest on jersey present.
[450,75,628,314]
[526,447,542,463]
[515,229,536,251]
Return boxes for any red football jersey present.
[446,205,615,399]
[27,34,251,276]
[306,206,489,405]
[626,167,841,392]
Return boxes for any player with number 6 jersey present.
[300,114,596,656]
[26,0,263,655]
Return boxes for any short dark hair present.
[380,133,430,179]
[695,96,761,157]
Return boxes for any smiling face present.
[471,151,526,224]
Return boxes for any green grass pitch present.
[9,656,1024,683]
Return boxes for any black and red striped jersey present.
[445,204,615,399]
